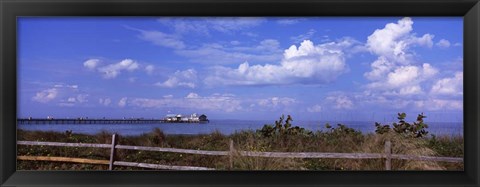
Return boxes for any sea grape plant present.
[258,115,312,138]
[375,113,429,138]
[325,123,361,136]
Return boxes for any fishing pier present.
[17,118,209,125]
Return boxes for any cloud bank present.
[204,39,357,86]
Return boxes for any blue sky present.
[18,17,463,122]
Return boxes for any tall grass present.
[17,126,463,171]
[358,132,444,170]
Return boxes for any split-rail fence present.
[17,134,463,170]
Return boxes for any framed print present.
[1,0,479,186]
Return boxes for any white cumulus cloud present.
[98,59,139,79]
[118,97,128,107]
[326,95,354,110]
[436,39,451,48]
[145,65,155,75]
[367,63,438,95]
[58,94,88,107]
[364,56,395,81]
[83,59,100,70]
[430,72,463,96]
[366,17,434,63]
[32,88,58,103]
[387,65,421,87]
[185,92,200,99]
[364,17,441,98]
[99,98,112,106]
[31,83,94,107]
[76,94,89,103]
[205,39,355,86]
[155,69,198,88]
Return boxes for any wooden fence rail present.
[16,156,215,170]
[17,155,110,165]
[17,134,463,170]
[17,141,111,148]
[115,144,229,156]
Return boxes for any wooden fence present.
[17,134,463,170]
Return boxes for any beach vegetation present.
[17,113,463,171]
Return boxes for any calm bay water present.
[17,120,463,137]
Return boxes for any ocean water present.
[17,119,463,137]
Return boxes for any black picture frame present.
[1,0,479,186]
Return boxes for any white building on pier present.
[163,113,208,122]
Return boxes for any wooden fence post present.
[384,140,392,171]
[229,139,234,170]
[109,134,118,170]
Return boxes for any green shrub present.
[257,115,312,138]
[375,113,429,138]
[325,123,361,136]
